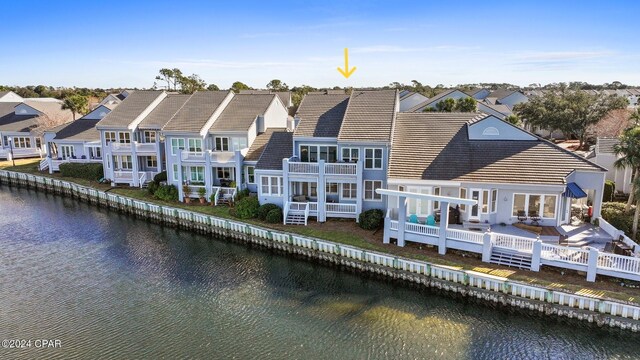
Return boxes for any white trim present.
[363,180,383,201]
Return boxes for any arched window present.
[482,127,499,136]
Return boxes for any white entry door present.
[470,189,481,220]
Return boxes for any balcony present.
[180,150,235,164]
[287,161,358,176]
[110,142,157,154]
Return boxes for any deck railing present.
[541,243,590,265]
[325,202,357,214]
[597,252,640,274]
[406,222,440,237]
[288,162,319,174]
[324,163,357,175]
[446,228,484,243]
[491,233,535,253]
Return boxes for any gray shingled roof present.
[293,93,349,138]
[389,113,604,185]
[487,89,518,100]
[163,91,231,132]
[239,90,291,107]
[405,89,461,112]
[244,128,287,162]
[0,102,38,132]
[97,91,165,128]
[139,94,190,129]
[256,131,293,170]
[210,94,275,132]
[49,119,100,141]
[338,90,397,142]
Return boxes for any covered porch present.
[284,180,360,224]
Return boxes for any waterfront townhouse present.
[383,112,606,247]
[41,103,116,173]
[0,99,73,160]
[163,92,289,203]
[96,90,172,186]
[265,90,397,224]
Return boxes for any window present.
[118,132,131,144]
[12,137,31,148]
[60,145,75,159]
[261,176,282,196]
[173,164,179,181]
[459,188,467,211]
[216,167,233,180]
[482,127,500,136]
[406,187,431,216]
[482,190,490,214]
[299,145,337,163]
[433,187,440,210]
[105,131,116,143]
[246,166,255,184]
[89,146,101,159]
[341,148,359,163]
[302,182,317,197]
[215,137,229,151]
[170,138,185,155]
[188,138,203,152]
[364,148,383,169]
[342,183,357,199]
[326,182,338,195]
[120,155,132,170]
[364,180,382,201]
[189,167,204,185]
[491,189,498,213]
[146,156,157,168]
[512,194,557,219]
[143,131,156,143]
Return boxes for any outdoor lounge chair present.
[409,214,419,224]
[517,210,527,223]
[425,215,436,226]
[529,211,541,226]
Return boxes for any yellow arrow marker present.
[337,48,356,78]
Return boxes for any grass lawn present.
[3,158,640,304]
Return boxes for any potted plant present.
[198,187,207,204]
[209,191,217,206]
[182,183,192,204]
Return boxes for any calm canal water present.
[0,185,638,359]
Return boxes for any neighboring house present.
[42,102,117,173]
[275,90,397,224]
[0,99,73,160]
[0,91,24,102]
[484,89,528,110]
[163,92,289,203]
[239,90,292,108]
[590,138,632,194]
[383,113,606,245]
[404,89,514,119]
[465,88,490,100]
[399,91,428,112]
[96,90,170,187]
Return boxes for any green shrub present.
[154,171,167,183]
[601,202,634,235]
[154,184,179,202]
[603,180,615,202]
[265,208,283,223]
[358,209,384,230]
[257,203,280,221]
[147,181,159,195]
[235,188,250,201]
[197,187,207,199]
[59,163,103,181]
[234,196,260,219]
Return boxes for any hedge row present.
[59,163,103,181]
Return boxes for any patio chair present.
[425,215,436,226]
[409,214,419,224]
[529,211,541,226]
[516,210,527,223]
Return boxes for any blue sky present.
[1,0,638,89]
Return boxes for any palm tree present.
[630,108,640,127]
[61,95,88,121]
[614,127,640,212]
[632,176,640,239]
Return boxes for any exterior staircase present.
[489,248,532,269]
[285,213,307,225]
[39,158,49,171]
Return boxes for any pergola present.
[375,188,478,253]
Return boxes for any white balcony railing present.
[210,151,235,164]
[180,151,235,164]
[113,170,133,180]
[288,162,319,174]
[181,151,206,162]
[110,142,157,153]
[325,203,357,214]
[325,163,357,175]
